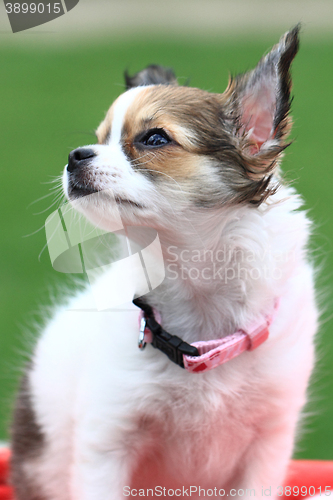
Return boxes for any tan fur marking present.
[96,107,114,144]
[121,86,224,180]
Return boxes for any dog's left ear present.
[124,65,178,89]
[225,25,300,182]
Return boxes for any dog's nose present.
[67,148,96,173]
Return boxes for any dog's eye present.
[140,129,171,148]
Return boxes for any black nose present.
[67,148,96,173]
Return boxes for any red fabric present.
[0,447,332,499]
[0,449,12,500]
[0,450,10,485]
[281,460,333,499]
[0,487,13,500]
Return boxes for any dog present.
[11,25,318,500]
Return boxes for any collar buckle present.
[143,316,199,368]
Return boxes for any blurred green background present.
[0,0,333,461]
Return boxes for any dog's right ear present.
[124,65,178,89]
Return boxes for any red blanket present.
[1,448,332,500]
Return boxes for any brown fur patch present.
[10,371,46,500]
[121,86,230,180]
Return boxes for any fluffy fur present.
[11,26,318,500]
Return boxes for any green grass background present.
[0,33,333,459]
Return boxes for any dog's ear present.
[124,64,178,90]
[225,25,300,184]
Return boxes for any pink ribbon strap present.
[139,303,277,374]
[183,321,270,373]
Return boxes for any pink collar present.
[134,299,277,374]
[182,316,272,373]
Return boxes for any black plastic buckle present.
[133,298,200,369]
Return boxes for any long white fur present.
[26,87,317,500]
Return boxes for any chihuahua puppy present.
[11,26,318,500]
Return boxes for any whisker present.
[27,191,59,208]
[40,175,63,185]
[38,240,51,262]
[134,167,192,195]
[22,225,48,238]
[32,193,65,215]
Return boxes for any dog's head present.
[63,26,299,234]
